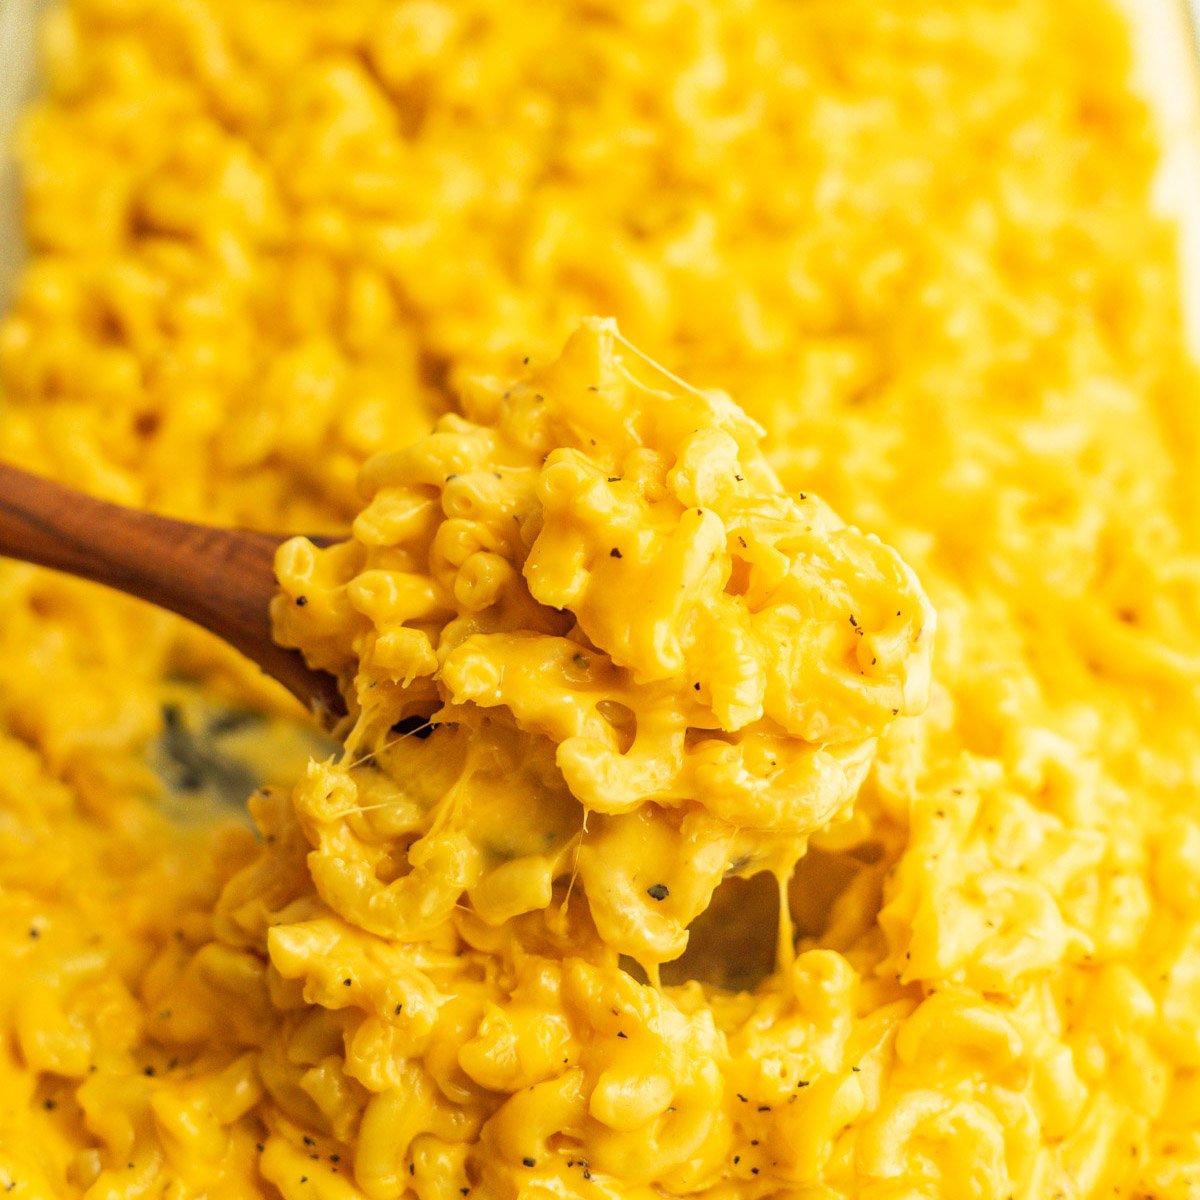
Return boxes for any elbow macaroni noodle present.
[0,0,1199,1197]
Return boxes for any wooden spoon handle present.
[0,459,344,720]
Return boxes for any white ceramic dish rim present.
[0,0,1198,345]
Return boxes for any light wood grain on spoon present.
[0,460,345,722]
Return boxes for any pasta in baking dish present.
[2,0,1200,1196]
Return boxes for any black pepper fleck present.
[647,883,669,901]
[295,595,308,607]
[610,547,622,558]
[522,1157,536,1168]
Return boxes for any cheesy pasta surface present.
[2,0,1200,1198]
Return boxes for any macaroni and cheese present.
[1,0,1198,1197]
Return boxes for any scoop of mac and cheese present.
[271,319,933,966]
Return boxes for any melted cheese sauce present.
[2,0,1200,1197]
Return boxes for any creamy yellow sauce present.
[2,1,1200,1197]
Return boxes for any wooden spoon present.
[0,460,345,722]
